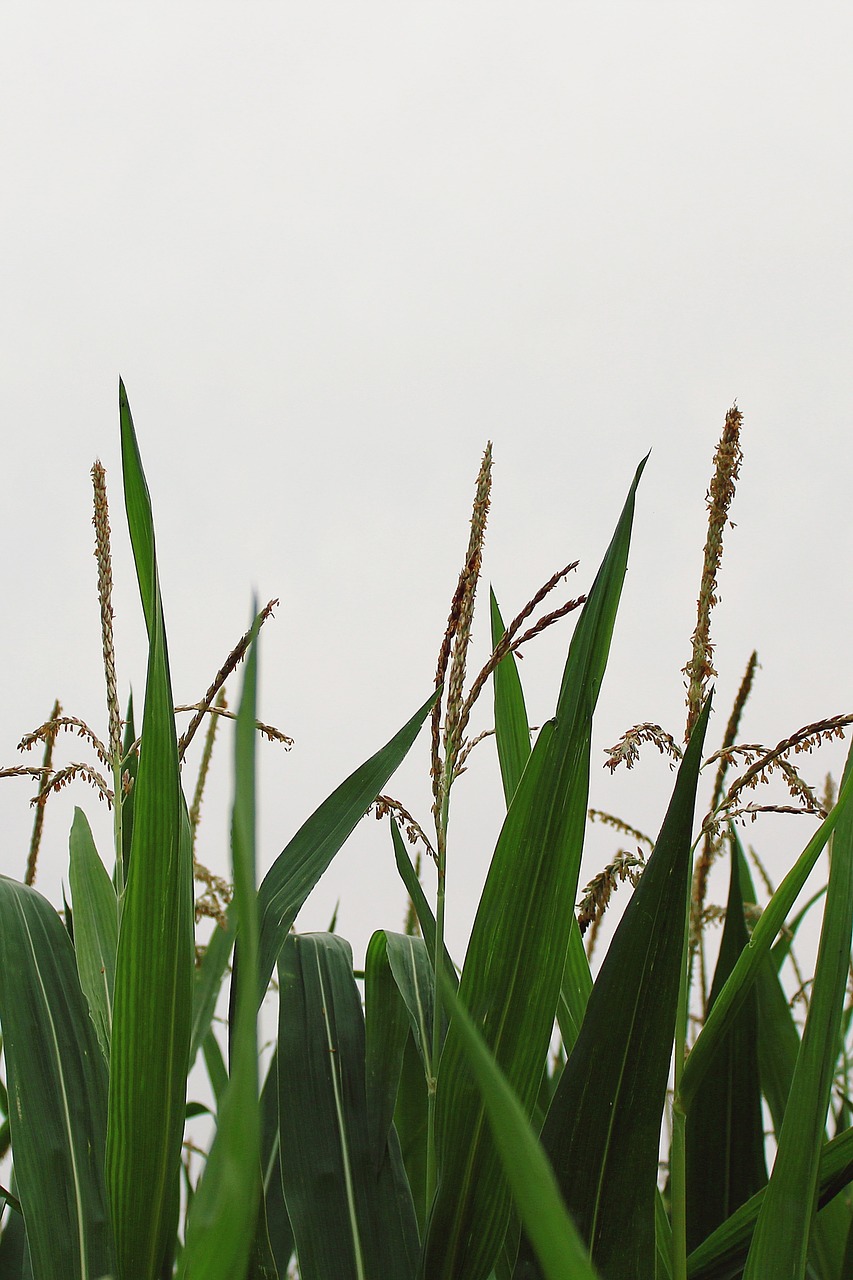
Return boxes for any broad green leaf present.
[365,931,412,1170]
[0,876,115,1279]
[513,695,712,1280]
[423,457,647,1280]
[679,753,853,1113]
[686,1124,853,1279]
[256,691,438,1004]
[437,969,601,1280]
[391,819,458,992]
[743,743,853,1279]
[490,588,531,806]
[107,382,194,1280]
[365,930,436,1167]
[180,616,262,1280]
[684,831,767,1253]
[202,1027,228,1107]
[395,1031,431,1237]
[277,933,419,1280]
[68,807,118,1059]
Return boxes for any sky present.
[1,6,851,995]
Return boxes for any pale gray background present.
[2,6,850,989]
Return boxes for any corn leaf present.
[365,931,414,1171]
[277,933,420,1280]
[180,615,262,1280]
[680,757,853,1113]
[437,969,601,1280]
[250,1050,294,1280]
[423,457,647,1280]
[365,930,436,1168]
[684,831,767,1253]
[512,695,711,1280]
[391,820,457,991]
[743,743,853,1279]
[107,381,194,1280]
[256,691,437,1004]
[190,907,236,1067]
[0,876,115,1279]
[490,588,532,806]
[686,1124,853,1279]
[68,806,118,1060]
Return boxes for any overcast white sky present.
[1,6,851,978]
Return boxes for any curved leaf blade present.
[68,807,118,1060]
[0,876,114,1280]
[257,691,437,1005]
[743,743,853,1279]
[514,695,712,1280]
[277,933,419,1280]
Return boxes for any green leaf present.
[365,930,436,1167]
[107,381,194,1280]
[391,820,457,992]
[250,1050,294,1280]
[679,754,853,1113]
[684,831,767,1253]
[686,1124,853,1279]
[490,588,531,806]
[743,742,853,1279]
[422,457,647,1280]
[0,876,115,1279]
[68,807,118,1059]
[256,691,438,1004]
[513,695,712,1280]
[436,969,601,1280]
[277,933,420,1280]
[180,613,263,1280]
[190,910,236,1068]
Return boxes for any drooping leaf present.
[512,695,712,1280]
[423,456,647,1280]
[391,820,457,992]
[0,876,115,1279]
[256,691,437,1004]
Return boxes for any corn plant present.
[0,385,851,1280]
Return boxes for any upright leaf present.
[685,831,767,1253]
[423,457,647,1280]
[107,382,194,1280]
[490,588,531,806]
[277,933,419,1280]
[180,615,262,1280]
[513,696,712,1280]
[68,807,118,1060]
[0,877,115,1279]
[743,743,853,1279]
